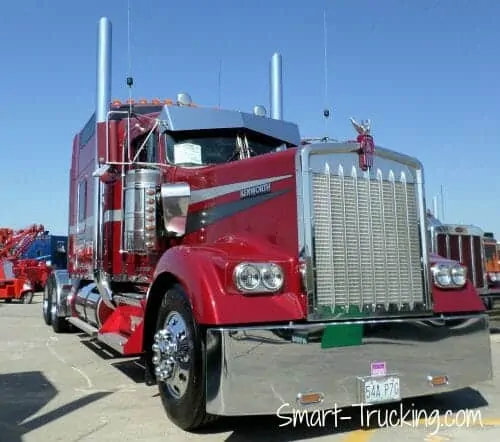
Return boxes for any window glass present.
[164,130,286,166]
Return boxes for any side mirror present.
[160,183,191,237]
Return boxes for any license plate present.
[358,375,400,404]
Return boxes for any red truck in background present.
[42,16,492,432]
[0,224,49,303]
[428,214,500,311]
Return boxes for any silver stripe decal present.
[189,175,293,204]
[69,210,122,234]
[104,209,123,223]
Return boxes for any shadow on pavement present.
[0,371,111,442]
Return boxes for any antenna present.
[126,0,134,113]
[322,9,331,138]
[440,184,446,222]
[218,57,222,108]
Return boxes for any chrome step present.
[97,332,128,354]
[67,317,98,337]
[113,292,145,307]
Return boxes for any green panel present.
[320,323,363,349]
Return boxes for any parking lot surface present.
[1,294,500,442]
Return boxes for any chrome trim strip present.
[103,210,122,223]
[205,314,492,416]
[471,235,477,286]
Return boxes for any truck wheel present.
[49,279,71,333]
[23,291,34,304]
[153,285,216,431]
[42,283,52,325]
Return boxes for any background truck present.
[0,224,51,303]
[42,16,492,432]
[21,232,68,289]
[427,214,500,311]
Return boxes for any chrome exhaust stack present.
[93,16,115,310]
[270,52,283,120]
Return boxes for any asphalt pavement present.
[1,293,500,442]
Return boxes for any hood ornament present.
[350,117,375,171]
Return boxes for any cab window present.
[164,129,286,167]
[131,131,159,163]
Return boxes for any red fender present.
[432,281,485,313]
[150,236,307,325]
[429,254,485,313]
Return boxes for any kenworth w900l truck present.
[42,16,492,432]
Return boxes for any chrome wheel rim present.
[152,311,192,399]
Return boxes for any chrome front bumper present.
[205,314,492,416]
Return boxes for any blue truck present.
[21,233,68,270]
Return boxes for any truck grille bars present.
[298,144,431,321]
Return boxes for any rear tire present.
[42,282,52,325]
[153,284,217,431]
[49,276,71,333]
[23,291,34,304]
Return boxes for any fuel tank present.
[73,283,111,328]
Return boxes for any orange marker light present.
[427,375,449,387]
[296,392,324,406]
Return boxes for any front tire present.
[152,284,216,431]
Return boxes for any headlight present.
[233,262,284,293]
[431,263,467,288]
[451,265,467,286]
[22,282,32,291]
[489,272,497,282]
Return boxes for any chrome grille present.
[310,165,425,317]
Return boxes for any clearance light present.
[164,99,173,105]
[144,188,157,249]
[111,99,122,107]
[139,98,148,104]
[297,392,324,406]
[427,375,449,387]
[151,98,161,105]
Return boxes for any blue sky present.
[0,0,499,237]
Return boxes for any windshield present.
[164,129,287,166]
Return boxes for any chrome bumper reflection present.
[205,314,492,416]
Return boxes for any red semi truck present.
[428,216,500,311]
[43,16,493,431]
